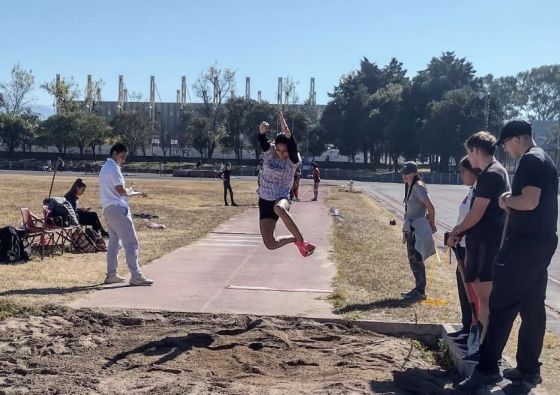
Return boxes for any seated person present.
[64,178,109,237]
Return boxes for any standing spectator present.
[290,163,302,202]
[446,157,481,348]
[452,131,510,357]
[46,159,52,172]
[460,121,558,390]
[68,160,74,170]
[99,143,153,286]
[311,162,320,201]
[220,163,238,206]
[401,161,437,302]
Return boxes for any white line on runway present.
[227,285,333,293]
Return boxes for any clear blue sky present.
[2,0,559,108]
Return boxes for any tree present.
[41,77,81,114]
[224,96,253,161]
[517,65,560,121]
[37,114,79,154]
[75,113,110,158]
[110,112,152,157]
[0,64,35,115]
[192,65,235,159]
[0,113,33,157]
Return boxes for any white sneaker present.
[104,274,126,284]
[129,275,154,286]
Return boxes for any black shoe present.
[462,351,480,363]
[454,336,469,345]
[458,368,502,391]
[503,368,542,385]
[225,203,230,206]
[401,288,417,297]
[402,289,426,302]
[232,202,239,206]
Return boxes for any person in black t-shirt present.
[219,163,238,206]
[460,120,558,391]
[452,131,510,354]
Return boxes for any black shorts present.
[258,198,288,221]
[465,236,499,282]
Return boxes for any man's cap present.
[496,120,532,146]
[401,161,418,175]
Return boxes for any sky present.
[2,0,559,111]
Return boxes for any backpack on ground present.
[85,228,107,251]
[71,227,98,253]
[44,197,79,227]
[0,226,30,263]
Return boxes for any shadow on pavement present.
[334,298,416,314]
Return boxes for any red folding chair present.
[42,206,79,252]
[20,208,61,259]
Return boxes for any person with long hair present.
[452,131,510,361]
[64,178,109,238]
[311,162,320,201]
[290,162,302,202]
[401,161,437,302]
[446,157,482,350]
[257,112,315,257]
[219,163,238,206]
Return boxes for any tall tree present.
[41,77,81,114]
[0,64,35,115]
[37,114,79,154]
[0,113,33,157]
[110,112,152,157]
[224,96,252,161]
[75,113,111,158]
[517,65,560,121]
[192,65,235,159]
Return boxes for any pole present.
[48,157,61,198]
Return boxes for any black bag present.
[0,226,30,263]
[44,197,79,227]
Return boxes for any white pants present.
[103,205,142,277]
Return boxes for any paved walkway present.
[72,186,336,318]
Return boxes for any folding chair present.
[42,206,79,253]
[20,208,61,260]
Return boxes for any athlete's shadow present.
[104,332,241,368]
[334,298,415,314]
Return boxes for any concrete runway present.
[360,182,560,334]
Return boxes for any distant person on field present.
[65,178,109,238]
[290,163,302,202]
[311,162,320,201]
[401,161,437,302]
[219,163,238,206]
[99,143,153,286]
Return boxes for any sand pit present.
[0,308,455,394]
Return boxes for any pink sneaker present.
[295,241,316,257]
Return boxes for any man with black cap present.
[459,120,558,390]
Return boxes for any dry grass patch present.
[0,174,257,310]
[327,190,460,323]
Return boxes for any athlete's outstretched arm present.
[259,121,271,152]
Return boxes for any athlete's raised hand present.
[259,121,270,135]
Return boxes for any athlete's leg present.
[274,199,304,243]
[259,218,296,250]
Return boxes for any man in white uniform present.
[99,143,153,286]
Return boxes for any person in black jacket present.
[65,178,109,238]
[219,163,237,206]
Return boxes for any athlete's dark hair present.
[459,156,481,176]
[274,134,290,146]
[110,143,128,156]
[465,131,496,156]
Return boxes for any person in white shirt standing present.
[99,143,153,286]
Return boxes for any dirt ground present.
[0,307,455,395]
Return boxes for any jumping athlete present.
[257,112,315,257]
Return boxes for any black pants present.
[405,231,426,294]
[223,181,234,204]
[77,210,107,235]
[456,247,472,330]
[478,235,558,375]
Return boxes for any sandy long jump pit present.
[0,308,455,394]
